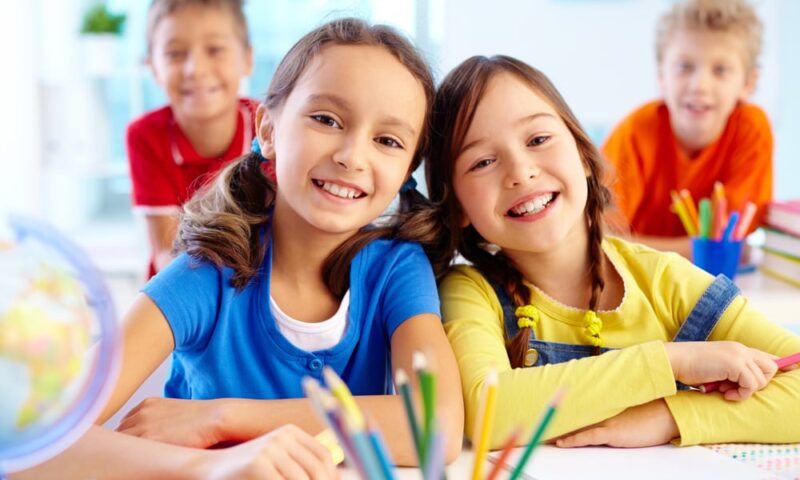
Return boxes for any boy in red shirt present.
[603,0,772,258]
[127,0,258,277]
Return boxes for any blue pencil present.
[722,211,740,241]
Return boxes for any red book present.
[766,200,800,236]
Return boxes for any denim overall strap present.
[486,277,613,366]
[486,277,527,341]
[672,275,740,343]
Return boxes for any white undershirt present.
[271,291,349,351]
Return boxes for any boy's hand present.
[116,397,228,448]
[665,341,778,401]
[193,425,339,480]
[555,399,678,448]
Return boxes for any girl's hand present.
[194,424,339,480]
[665,341,778,401]
[555,399,678,448]
[116,397,227,448]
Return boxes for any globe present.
[0,216,119,474]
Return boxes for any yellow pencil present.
[471,368,498,480]
[670,190,697,236]
[679,189,699,231]
[323,367,365,429]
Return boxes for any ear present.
[255,104,276,159]
[740,68,759,100]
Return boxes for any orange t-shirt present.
[602,100,773,237]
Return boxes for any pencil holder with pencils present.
[691,237,743,279]
[671,183,755,280]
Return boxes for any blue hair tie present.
[251,137,263,156]
[400,175,417,193]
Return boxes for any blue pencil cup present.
[691,238,743,279]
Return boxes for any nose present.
[687,66,712,92]
[503,151,539,189]
[332,135,368,172]
[183,49,209,77]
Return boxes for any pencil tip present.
[412,351,427,371]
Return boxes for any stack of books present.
[760,200,800,287]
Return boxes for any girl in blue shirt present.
[100,17,461,471]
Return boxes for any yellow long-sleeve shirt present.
[440,237,800,449]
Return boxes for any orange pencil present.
[485,426,522,480]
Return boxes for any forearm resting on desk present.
[203,395,460,466]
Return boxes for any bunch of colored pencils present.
[670,182,756,241]
[395,351,447,480]
[470,367,565,480]
[303,368,396,480]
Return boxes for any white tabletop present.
[735,270,799,327]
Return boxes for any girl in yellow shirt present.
[426,55,800,449]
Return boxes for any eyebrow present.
[458,112,557,156]
[306,93,417,139]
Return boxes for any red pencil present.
[700,352,800,393]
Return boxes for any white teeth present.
[511,193,554,216]
[319,181,362,199]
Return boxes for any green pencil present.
[509,389,565,480]
[698,198,712,239]
[395,368,424,466]
[413,351,436,468]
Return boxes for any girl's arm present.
[96,293,175,424]
[662,295,800,445]
[9,424,336,480]
[116,314,463,467]
[441,266,679,449]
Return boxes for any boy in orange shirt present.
[603,0,772,258]
[127,0,258,278]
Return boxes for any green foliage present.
[80,4,126,35]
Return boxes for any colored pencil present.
[722,212,740,242]
[701,352,800,393]
[341,408,386,479]
[423,426,446,480]
[713,197,728,240]
[471,368,498,480]
[414,351,436,468]
[698,198,712,239]
[485,426,522,480]
[301,378,351,467]
[670,190,697,236]
[680,189,699,229]
[509,390,565,480]
[395,368,424,465]
[734,201,757,240]
[367,421,396,480]
[323,367,365,429]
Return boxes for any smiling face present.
[148,5,253,125]
[257,44,426,238]
[452,72,589,257]
[659,29,755,156]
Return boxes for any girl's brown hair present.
[426,55,612,367]
[175,17,439,298]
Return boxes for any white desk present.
[736,270,799,328]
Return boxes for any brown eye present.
[311,114,341,129]
[528,135,550,147]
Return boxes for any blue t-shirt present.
[143,238,440,400]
